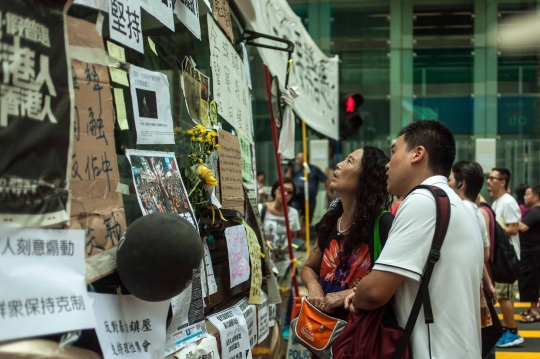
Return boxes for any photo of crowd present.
[127,151,197,228]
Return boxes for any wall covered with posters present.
[0,0,339,357]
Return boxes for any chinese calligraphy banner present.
[0,1,73,227]
[67,16,126,264]
[109,0,143,54]
[129,65,175,144]
[0,228,95,341]
[125,150,197,228]
[239,0,340,139]
[90,293,170,359]
[207,15,253,142]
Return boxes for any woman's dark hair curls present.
[316,146,392,258]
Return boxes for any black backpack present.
[480,203,520,284]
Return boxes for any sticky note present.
[108,67,129,87]
[113,88,129,130]
[107,41,126,62]
[148,37,158,56]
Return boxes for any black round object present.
[117,212,202,302]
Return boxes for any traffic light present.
[339,93,364,140]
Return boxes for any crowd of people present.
[255,120,540,359]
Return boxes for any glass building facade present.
[253,0,540,199]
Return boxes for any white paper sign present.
[257,292,269,344]
[207,306,253,359]
[203,0,212,12]
[173,336,220,359]
[174,0,201,40]
[109,0,144,54]
[207,15,253,142]
[225,225,251,288]
[140,0,175,31]
[90,293,170,359]
[268,304,276,327]
[0,228,95,341]
[201,237,218,296]
[74,0,108,12]
[129,66,175,144]
[165,269,208,356]
[240,43,252,90]
[237,298,258,348]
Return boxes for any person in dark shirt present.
[518,185,540,322]
[289,152,327,224]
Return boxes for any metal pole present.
[263,64,299,298]
[302,120,310,258]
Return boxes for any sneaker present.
[496,331,524,348]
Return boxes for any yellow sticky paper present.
[113,88,129,130]
[244,222,263,305]
[109,67,129,87]
[107,41,126,62]
[148,37,158,56]
[210,100,218,126]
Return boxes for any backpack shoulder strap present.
[261,203,267,223]
[392,185,451,359]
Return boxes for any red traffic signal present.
[341,93,364,114]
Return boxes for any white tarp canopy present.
[238,0,340,140]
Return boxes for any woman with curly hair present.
[300,146,393,319]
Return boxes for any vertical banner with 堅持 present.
[0,1,73,227]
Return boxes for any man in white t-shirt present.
[345,120,483,359]
[487,167,524,348]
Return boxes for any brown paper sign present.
[213,0,234,43]
[67,17,126,261]
[218,130,245,215]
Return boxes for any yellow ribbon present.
[287,59,294,74]
[210,206,227,225]
[291,257,302,275]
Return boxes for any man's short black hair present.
[530,185,540,198]
[492,168,511,190]
[398,120,456,177]
[256,171,265,177]
[452,161,485,201]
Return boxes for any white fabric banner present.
[240,0,339,140]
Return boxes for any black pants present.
[518,251,540,302]
[482,289,503,358]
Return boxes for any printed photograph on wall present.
[136,88,159,119]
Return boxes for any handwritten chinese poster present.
[207,306,253,359]
[125,150,197,228]
[129,65,175,144]
[239,133,254,183]
[174,0,201,40]
[218,130,245,215]
[90,293,170,359]
[140,0,175,32]
[109,0,143,53]
[212,0,233,42]
[257,292,269,344]
[237,298,258,348]
[67,17,126,265]
[0,1,72,227]
[225,225,250,288]
[208,15,253,142]
[165,269,207,356]
[0,228,95,341]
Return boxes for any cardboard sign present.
[0,228,95,341]
[218,130,245,215]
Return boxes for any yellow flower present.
[191,136,196,141]
[186,129,193,135]
[196,125,207,135]
[215,144,221,151]
[206,151,211,155]
[197,137,203,143]
[211,131,218,138]
[199,159,203,164]
[196,165,218,188]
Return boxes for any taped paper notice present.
[207,306,253,359]
[109,0,143,54]
[225,225,250,288]
[107,41,126,62]
[90,293,170,359]
[113,88,129,130]
[174,0,201,40]
[244,223,262,305]
[201,237,218,296]
[173,336,220,359]
[237,298,258,348]
[109,67,130,87]
[268,304,276,327]
[257,292,269,344]
[74,0,108,12]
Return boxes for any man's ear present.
[410,145,427,165]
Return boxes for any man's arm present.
[505,223,519,236]
[352,270,406,310]
[519,221,530,233]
